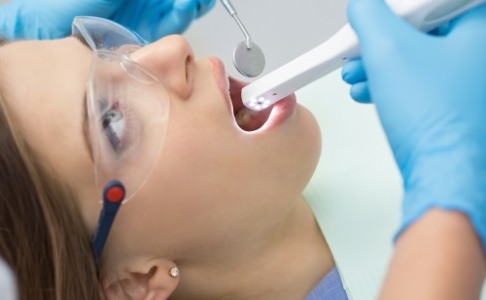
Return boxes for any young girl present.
[0,16,342,299]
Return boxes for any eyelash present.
[101,101,135,155]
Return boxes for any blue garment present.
[305,267,348,300]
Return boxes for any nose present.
[131,36,195,99]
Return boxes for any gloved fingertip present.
[341,64,352,83]
[341,59,366,84]
[173,0,198,12]
[154,4,197,38]
[350,82,372,104]
[196,0,217,18]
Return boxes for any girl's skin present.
[0,36,333,299]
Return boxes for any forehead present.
[0,37,91,108]
[0,37,94,182]
[0,37,90,90]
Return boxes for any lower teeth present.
[235,108,258,128]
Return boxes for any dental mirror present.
[233,41,265,77]
[220,0,266,77]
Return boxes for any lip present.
[209,57,297,132]
[260,92,296,131]
[209,57,233,114]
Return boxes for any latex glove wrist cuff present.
[396,146,486,252]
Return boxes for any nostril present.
[185,55,193,83]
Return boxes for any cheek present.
[122,132,249,251]
[117,104,322,248]
[140,114,239,203]
[143,103,322,211]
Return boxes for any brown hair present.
[0,93,102,298]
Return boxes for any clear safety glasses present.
[72,16,170,264]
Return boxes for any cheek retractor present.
[241,0,486,111]
[220,0,265,78]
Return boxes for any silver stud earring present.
[169,266,179,278]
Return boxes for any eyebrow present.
[0,35,9,46]
[0,37,16,48]
[82,91,94,162]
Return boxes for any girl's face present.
[0,35,321,264]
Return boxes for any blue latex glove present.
[342,0,486,250]
[110,0,216,41]
[0,0,215,41]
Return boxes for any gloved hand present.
[111,0,215,41]
[0,0,215,41]
[342,0,486,250]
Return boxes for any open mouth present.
[228,77,272,131]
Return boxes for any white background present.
[184,0,348,81]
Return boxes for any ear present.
[103,260,180,300]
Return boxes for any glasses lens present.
[87,51,170,202]
[75,17,169,202]
[72,16,147,50]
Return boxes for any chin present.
[260,104,322,194]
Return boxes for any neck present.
[171,196,334,300]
